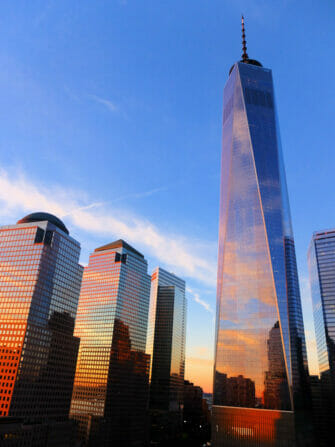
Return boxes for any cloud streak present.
[0,169,217,287]
[187,287,213,313]
[110,186,168,203]
[88,94,119,113]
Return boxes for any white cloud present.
[187,287,213,313]
[0,168,217,287]
[88,94,119,113]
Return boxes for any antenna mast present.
[241,15,249,62]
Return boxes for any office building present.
[184,380,210,441]
[147,267,186,411]
[146,267,186,442]
[0,212,83,445]
[308,229,335,444]
[70,239,151,447]
[309,375,325,447]
[183,380,203,426]
[213,18,311,446]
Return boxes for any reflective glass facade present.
[213,61,310,446]
[70,239,151,447]
[308,230,335,444]
[147,267,186,413]
[0,215,82,439]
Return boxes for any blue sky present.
[0,0,334,391]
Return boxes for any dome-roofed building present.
[17,212,69,235]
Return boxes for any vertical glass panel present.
[239,63,291,388]
[70,244,151,446]
[308,235,331,375]
[149,268,186,413]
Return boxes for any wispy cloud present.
[61,202,105,218]
[111,187,168,203]
[88,94,119,113]
[187,287,213,313]
[62,187,167,216]
[0,168,217,287]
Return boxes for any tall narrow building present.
[70,240,151,447]
[213,18,311,446]
[146,267,186,441]
[0,212,83,445]
[308,229,335,445]
[147,267,186,411]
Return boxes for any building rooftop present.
[95,239,144,258]
[17,212,69,235]
[312,228,335,238]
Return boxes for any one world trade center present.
[212,18,312,447]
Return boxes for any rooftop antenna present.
[241,15,249,62]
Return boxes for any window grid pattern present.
[213,62,309,445]
[70,243,151,446]
[147,267,186,414]
[308,231,335,445]
[0,221,82,422]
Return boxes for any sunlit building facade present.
[70,239,151,447]
[0,212,83,445]
[308,229,335,445]
[146,267,186,443]
[213,21,311,447]
[147,267,186,412]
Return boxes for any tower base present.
[212,406,295,447]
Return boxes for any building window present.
[44,231,54,246]
[34,228,44,244]
[244,87,273,108]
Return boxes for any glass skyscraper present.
[70,239,151,447]
[213,20,311,446]
[147,267,186,411]
[146,267,186,442]
[308,229,335,444]
[0,212,83,445]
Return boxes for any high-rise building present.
[308,229,335,444]
[147,267,186,411]
[183,380,203,426]
[213,18,311,446]
[0,212,83,445]
[309,375,325,447]
[146,267,186,442]
[183,380,210,443]
[70,239,151,447]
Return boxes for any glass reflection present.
[147,268,186,413]
[70,241,151,447]
[0,219,82,422]
[214,60,308,418]
[308,230,335,444]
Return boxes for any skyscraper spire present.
[229,15,263,75]
[241,15,249,62]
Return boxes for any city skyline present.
[0,1,334,393]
